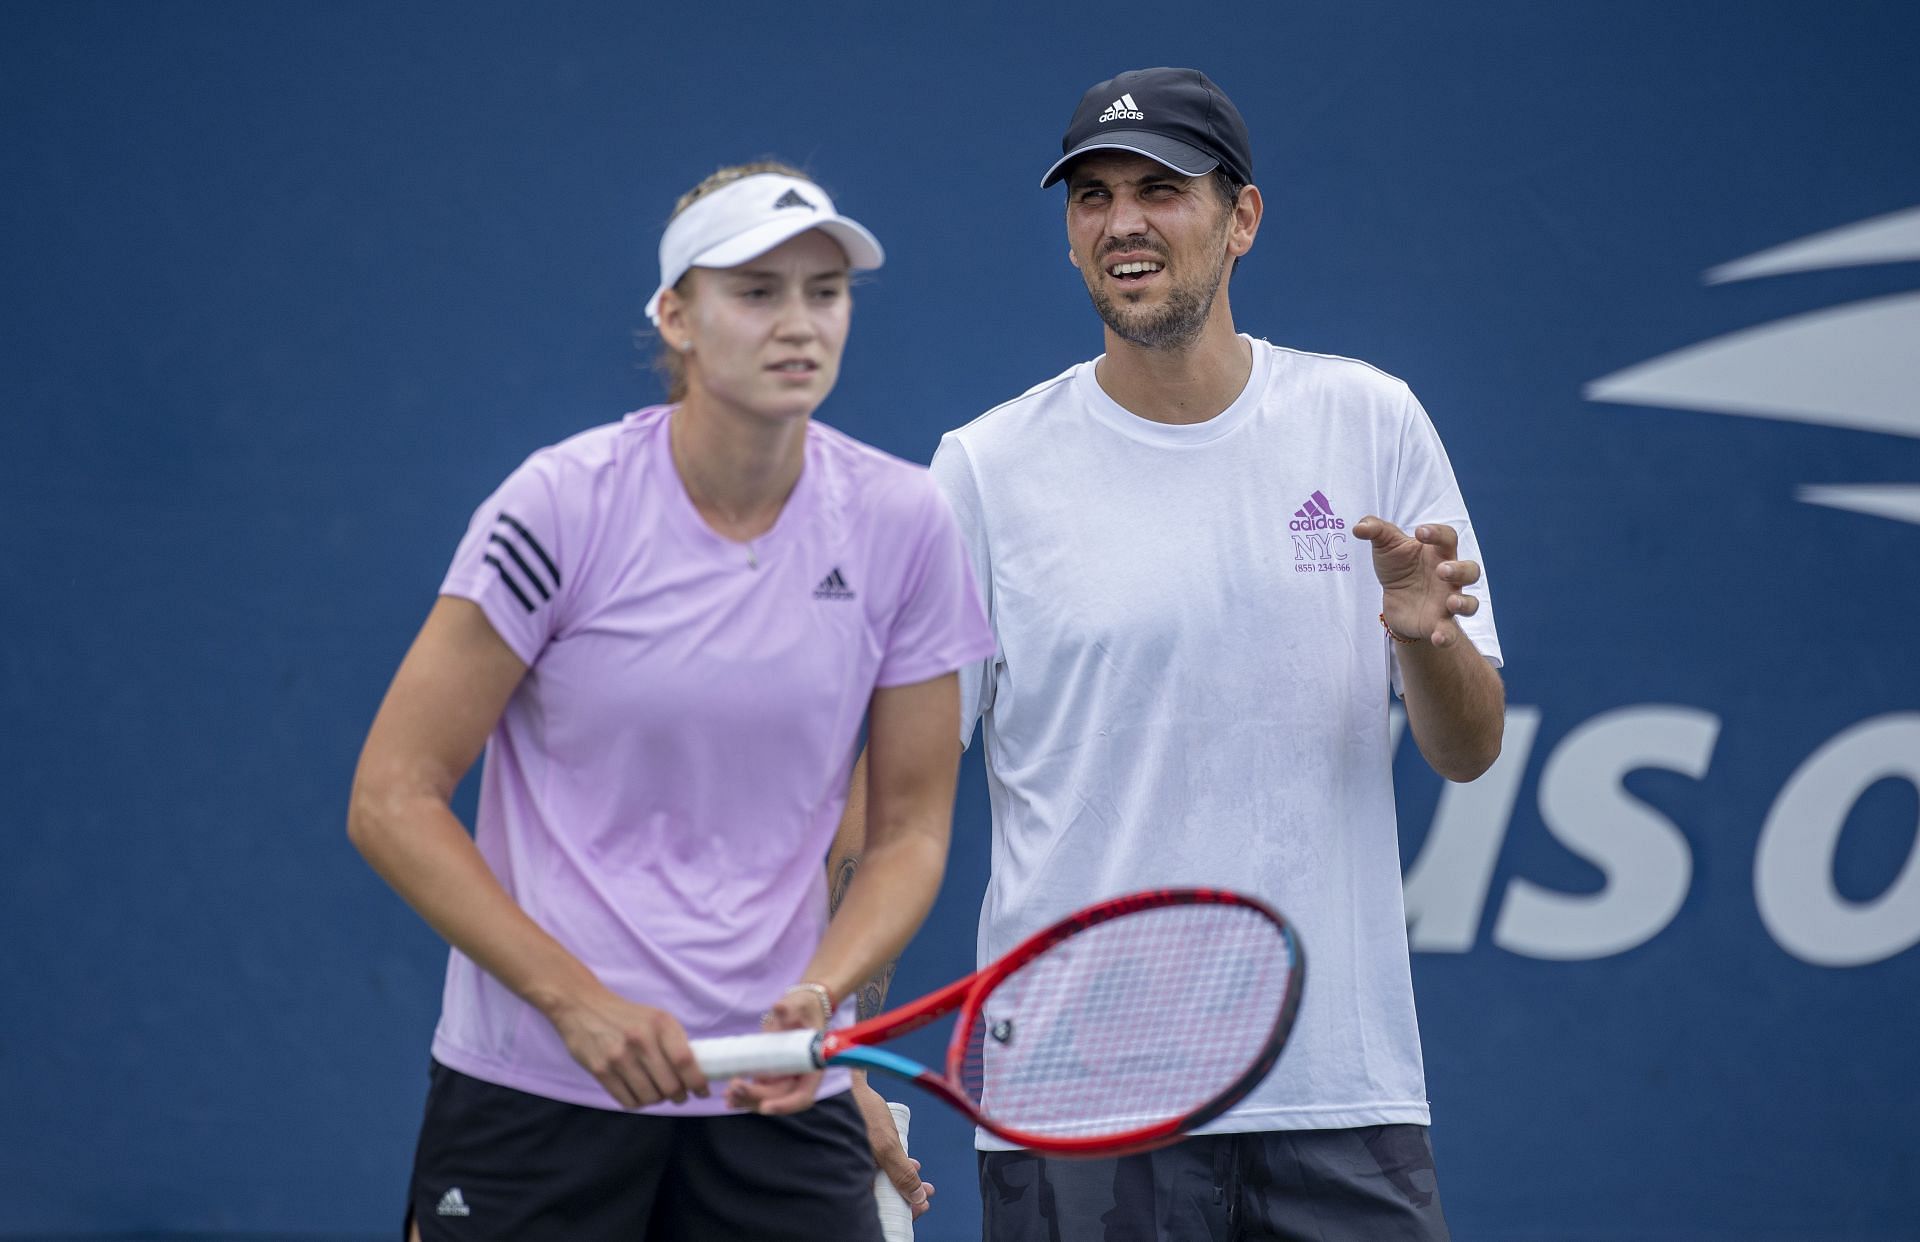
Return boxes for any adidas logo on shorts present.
[436,1187,471,1217]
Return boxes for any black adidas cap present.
[1041,67,1253,189]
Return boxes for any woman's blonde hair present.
[651,159,811,402]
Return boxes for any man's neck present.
[1093,311,1253,427]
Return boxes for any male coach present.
[928,67,1506,1240]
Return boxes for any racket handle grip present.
[875,1101,914,1242]
[688,1029,823,1078]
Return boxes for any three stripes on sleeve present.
[482,513,561,614]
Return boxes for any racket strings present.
[957,901,1296,1140]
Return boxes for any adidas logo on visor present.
[772,188,817,211]
[1097,93,1144,123]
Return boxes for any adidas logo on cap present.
[1097,92,1144,123]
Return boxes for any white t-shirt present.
[930,336,1502,1141]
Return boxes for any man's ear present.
[1228,183,1264,259]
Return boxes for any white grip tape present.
[875,1101,914,1242]
[688,1029,821,1078]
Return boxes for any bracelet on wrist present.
[783,981,835,1029]
[1379,612,1422,645]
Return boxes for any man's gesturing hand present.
[1351,518,1481,648]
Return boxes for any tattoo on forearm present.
[859,960,896,1022]
[829,854,858,916]
[825,851,898,1021]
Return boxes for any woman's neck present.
[670,391,808,541]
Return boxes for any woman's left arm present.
[735,672,961,1115]
[825,747,937,1218]
[805,671,960,997]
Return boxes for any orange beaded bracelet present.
[1380,612,1421,645]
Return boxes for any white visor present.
[645,173,885,324]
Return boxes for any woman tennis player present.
[349,161,992,1241]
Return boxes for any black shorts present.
[407,1060,885,1242]
[980,1124,1449,1242]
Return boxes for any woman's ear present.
[657,287,693,353]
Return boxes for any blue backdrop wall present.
[3,2,1917,1238]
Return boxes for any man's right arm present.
[926,436,997,749]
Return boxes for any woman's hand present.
[547,986,708,1110]
[725,989,829,1115]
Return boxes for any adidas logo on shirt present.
[772,188,817,211]
[1288,489,1346,532]
[1097,93,1144,123]
[813,568,855,600]
[436,1188,472,1218]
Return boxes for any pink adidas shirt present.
[432,405,993,1113]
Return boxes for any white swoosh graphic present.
[1589,208,1920,527]
[1707,205,1920,284]
[1584,292,1920,439]
[1796,484,1920,525]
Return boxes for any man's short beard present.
[1082,224,1232,352]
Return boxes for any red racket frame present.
[820,886,1305,1157]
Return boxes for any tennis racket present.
[691,887,1304,1157]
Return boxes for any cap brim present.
[645,216,884,322]
[1040,131,1220,188]
[691,216,884,275]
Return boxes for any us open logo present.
[1399,206,1920,969]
